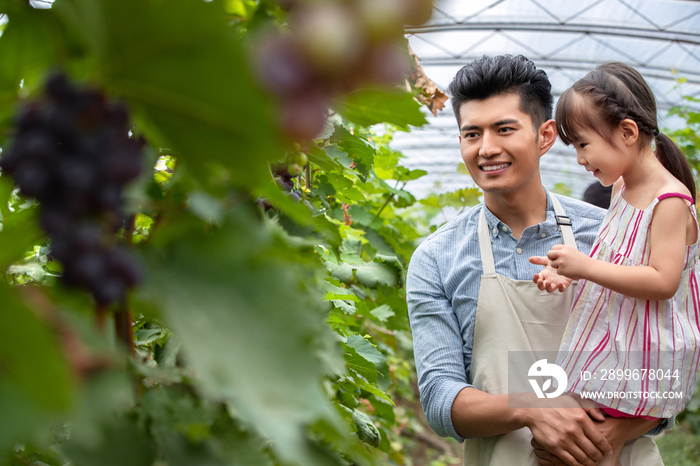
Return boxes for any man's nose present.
[479,131,502,157]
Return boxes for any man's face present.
[458,93,543,196]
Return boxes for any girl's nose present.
[576,151,587,166]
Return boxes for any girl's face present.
[570,126,632,187]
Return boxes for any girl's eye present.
[579,142,588,148]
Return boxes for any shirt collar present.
[481,190,564,238]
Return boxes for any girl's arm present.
[547,196,690,301]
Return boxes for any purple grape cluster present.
[255,0,434,141]
[256,160,313,213]
[0,73,144,305]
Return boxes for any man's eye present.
[464,132,479,138]
[498,127,513,133]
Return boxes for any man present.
[406,55,666,466]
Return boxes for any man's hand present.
[543,245,591,281]
[531,408,662,466]
[529,256,574,292]
[523,394,613,466]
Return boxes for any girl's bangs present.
[555,89,598,146]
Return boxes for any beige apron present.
[463,195,663,466]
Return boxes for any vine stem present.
[116,214,137,358]
[96,303,107,333]
[124,213,136,246]
[374,179,406,219]
[114,299,135,358]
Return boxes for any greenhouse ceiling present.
[396,0,700,199]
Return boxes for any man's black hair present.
[447,55,553,129]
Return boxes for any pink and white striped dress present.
[557,189,700,418]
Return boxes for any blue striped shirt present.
[407,192,607,441]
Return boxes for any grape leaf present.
[141,208,348,466]
[345,335,384,365]
[369,305,394,322]
[354,261,398,288]
[342,345,378,383]
[331,87,428,131]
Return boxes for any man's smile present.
[480,162,511,172]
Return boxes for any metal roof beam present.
[406,23,700,46]
[415,57,700,85]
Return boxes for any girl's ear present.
[619,118,639,146]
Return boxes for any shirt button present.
[493,228,497,235]
[516,248,523,254]
[540,233,546,238]
[502,226,508,232]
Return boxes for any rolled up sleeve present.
[407,240,472,442]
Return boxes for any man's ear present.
[538,119,557,155]
[619,118,639,146]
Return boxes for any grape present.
[253,0,434,142]
[256,34,313,96]
[91,277,125,306]
[303,199,314,213]
[256,197,273,212]
[404,0,434,25]
[45,73,73,100]
[295,3,363,72]
[58,159,96,192]
[105,248,143,287]
[287,163,302,177]
[40,209,72,236]
[16,104,42,132]
[96,183,123,211]
[68,252,106,286]
[288,151,308,167]
[0,72,145,306]
[358,0,404,41]
[14,163,52,197]
[289,191,301,202]
[280,93,328,141]
[365,43,409,85]
[273,163,289,178]
[72,223,102,253]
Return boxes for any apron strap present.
[478,192,578,275]
[550,194,577,249]
[478,208,497,275]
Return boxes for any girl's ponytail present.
[655,132,696,201]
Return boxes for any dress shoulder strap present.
[657,192,695,204]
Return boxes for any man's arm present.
[406,240,473,441]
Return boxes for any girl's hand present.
[546,245,591,280]
[529,256,573,293]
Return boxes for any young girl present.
[530,62,700,466]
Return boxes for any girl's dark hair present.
[556,62,695,200]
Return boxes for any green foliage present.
[655,424,700,466]
[668,94,700,176]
